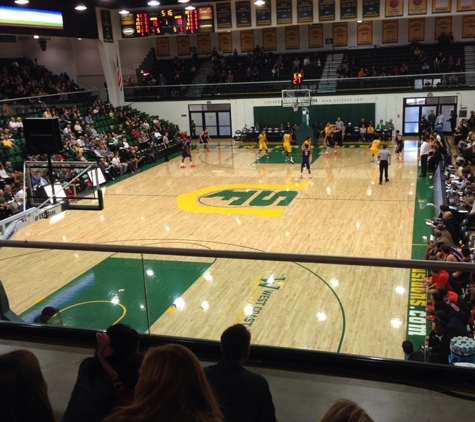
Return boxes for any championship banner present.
[156,38,170,56]
[285,26,300,49]
[457,0,475,11]
[408,17,425,41]
[462,15,475,37]
[297,0,313,23]
[216,3,232,29]
[197,34,211,55]
[385,0,404,17]
[256,2,272,26]
[383,19,399,43]
[218,32,232,53]
[408,0,428,14]
[262,28,277,50]
[332,22,348,46]
[236,1,252,27]
[363,0,380,18]
[240,30,254,52]
[277,0,293,25]
[340,0,357,19]
[100,9,113,43]
[357,21,373,45]
[319,0,335,21]
[432,0,452,13]
[177,35,190,56]
[309,24,323,48]
[435,16,452,40]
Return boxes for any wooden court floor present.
[1,140,422,359]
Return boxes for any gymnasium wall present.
[253,103,377,129]
[134,90,474,137]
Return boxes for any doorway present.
[403,95,457,136]
[188,103,232,138]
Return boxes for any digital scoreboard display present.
[121,7,213,38]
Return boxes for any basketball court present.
[0,136,433,359]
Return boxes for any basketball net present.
[292,102,299,112]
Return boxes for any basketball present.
[390,0,399,8]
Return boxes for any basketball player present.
[325,126,335,157]
[370,138,381,162]
[181,135,195,168]
[283,130,294,163]
[198,127,211,153]
[394,130,404,162]
[257,129,269,160]
[300,142,312,179]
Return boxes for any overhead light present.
[357,20,362,23]
[14,0,29,4]
[254,0,265,5]
[178,0,190,3]
[148,0,160,5]
[33,35,39,39]
[75,4,87,11]
[185,5,195,10]
[119,9,129,14]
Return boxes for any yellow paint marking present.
[60,300,127,325]
[177,183,307,218]
[34,297,45,303]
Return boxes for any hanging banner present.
[218,32,232,53]
[385,0,404,17]
[236,1,252,27]
[432,0,452,13]
[435,16,452,39]
[240,30,254,52]
[332,22,348,46]
[363,0,380,18]
[216,3,232,29]
[197,34,211,55]
[408,17,425,41]
[357,21,373,44]
[408,0,428,14]
[100,9,113,43]
[297,0,313,23]
[341,0,357,19]
[156,38,170,56]
[285,26,300,49]
[262,28,277,50]
[277,0,293,24]
[177,35,190,56]
[463,15,475,37]
[319,0,335,21]
[256,2,272,26]
[309,24,323,48]
[383,19,399,43]
[457,0,475,10]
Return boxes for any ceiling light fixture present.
[119,9,129,14]
[33,35,39,39]
[178,0,190,3]
[254,0,265,5]
[14,0,30,5]
[148,0,160,5]
[75,4,87,11]
[185,5,196,10]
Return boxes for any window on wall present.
[188,104,231,138]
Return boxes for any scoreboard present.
[120,7,214,38]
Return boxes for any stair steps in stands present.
[464,45,475,87]
[317,53,344,94]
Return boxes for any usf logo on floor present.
[177,184,305,217]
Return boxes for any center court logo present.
[177,183,306,217]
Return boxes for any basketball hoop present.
[292,102,299,112]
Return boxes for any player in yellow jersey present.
[370,138,381,162]
[282,130,294,163]
[256,129,269,160]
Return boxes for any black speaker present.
[24,118,63,155]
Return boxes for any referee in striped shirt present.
[377,144,391,185]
